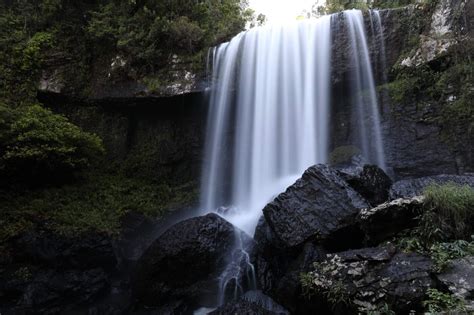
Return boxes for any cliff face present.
[381,0,473,178]
[330,0,473,179]
[38,92,207,186]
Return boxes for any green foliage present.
[86,0,253,73]
[0,103,104,184]
[423,289,466,313]
[429,239,474,272]
[312,0,420,16]
[14,266,33,281]
[328,145,361,165]
[392,184,474,271]
[418,183,474,243]
[0,0,252,102]
[0,174,198,240]
[388,53,473,152]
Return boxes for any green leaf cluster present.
[312,0,422,16]
[0,103,104,185]
[423,288,466,313]
[0,174,198,240]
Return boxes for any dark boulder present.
[11,229,116,270]
[132,213,255,308]
[338,164,392,206]
[358,196,425,245]
[437,256,474,311]
[304,245,434,313]
[209,299,281,315]
[389,175,474,199]
[262,164,369,249]
[254,216,328,314]
[0,227,117,314]
[210,291,289,315]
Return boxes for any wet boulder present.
[338,164,392,206]
[0,226,117,314]
[210,291,289,315]
[437,256,474,311]
[389,174,474,199]
[209,299,281,315]
[358,196,425,245]
[262,164,369,250]
[303,246,434,313]
[132,213,255,308]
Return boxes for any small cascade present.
[372,10,389,85]
[344,10,387,170]
[217,230,257,305]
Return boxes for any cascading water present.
[199,9,388,310]
[345,10,387,170]
[202,16,332,236]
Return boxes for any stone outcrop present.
[338,164,392,206]
[210,291,289,315]
[437,256,474,311]
[39,91,206,186]
[358,196,424,244]
[304,246,434,313]
[0,226,117,314]
[262,164,369,249]
[132,213,255,308]
[389,174,474,199]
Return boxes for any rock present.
[254,216,329,314]
[132,213,255,308]
[20,269,108,313]
[358,196,425,245]
[0,226,117,314]
[209,298,282,315]
[240,290,290,315]
[437,256,474,310]
[389,174,474,199]
[12,229,116,270]
[262,164,369,249]
[209,291,289,315]
[400,0,466,67]
[305,246,434,313]
[338,164,392,206]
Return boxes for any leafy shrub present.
[0,103,104,185]
[423,289,466,313]
[418,183,474,243]
[429,239,474,272]
[0,174,198,240]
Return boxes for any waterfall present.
[202,9,387,236]
[199,9,388,310]
[202,16,332,235]
[345,10,386,170]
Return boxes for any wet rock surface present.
[132,213,254,308]
[0,226,117,314]
[338,164,392,206]
[262,164,369,249]
[305,246,434,313]
[358,196,425,244]
[389,174,474,199]
[437,256,474,310]
[210,291,289,315]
